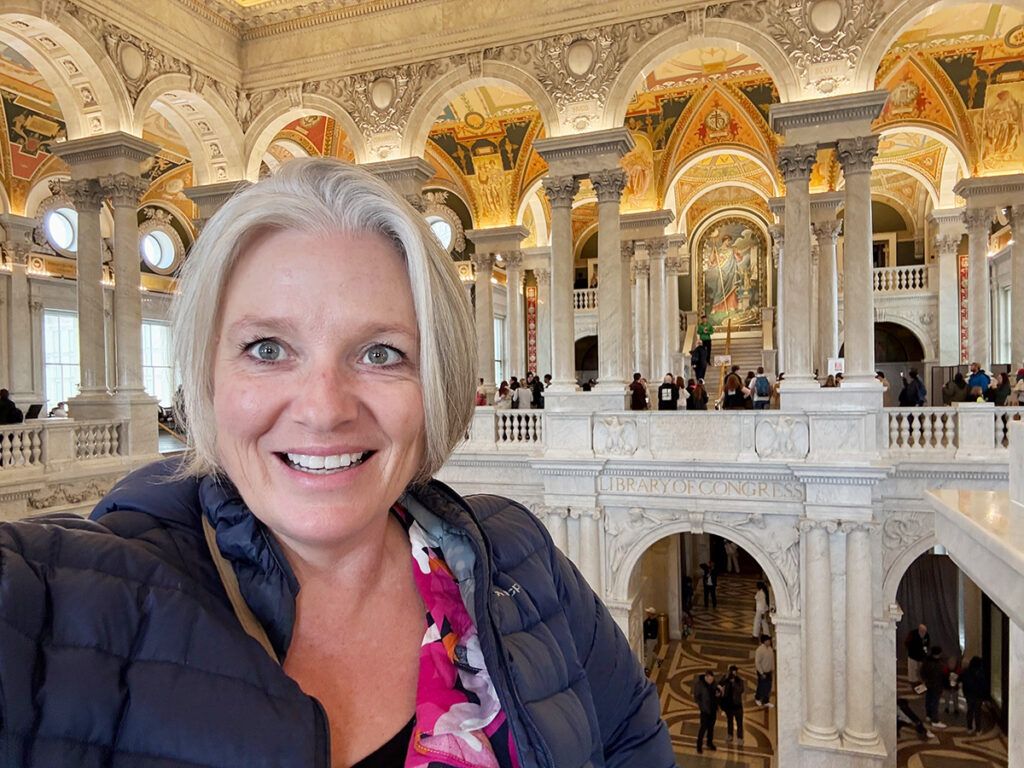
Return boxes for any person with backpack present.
[752,367,771,409]
[898,368,927,407]
[657,373,680,410]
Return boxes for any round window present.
[44,208,78,252]
[427,216,453,251]
[140,230,176,270]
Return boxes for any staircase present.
[700,333,766,405]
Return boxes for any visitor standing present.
[724,540,740,573]
[752,581,770,640]
[967,362,990,393]
[629,373,647,411]
[0,389,24,425]
[921,647,949,729]
[700,560,718,608]
[657,374,680,410]
[905,623,929,683]
[693,670,721,754]
[690,343,708,382]
[960,655,988,735]
[754,635,775,707]
[697,314,714,359]
[752,367,771,409]
[720,666,745,746]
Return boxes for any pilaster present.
[0,214,42,405]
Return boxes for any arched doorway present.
[576,335,598,384]
[889,548,1008,766]
[841,322,926,406]
[625,529,782,762]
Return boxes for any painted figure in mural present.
[985,88,1023,162]
[702,225,760,324]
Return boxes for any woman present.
[0,161,673,768]
[987,371,1011,406]
[960,655,988,735]
[752,580,770,640]
[1014,368,1024,405]
[690,379,709,410]
[942,372,968,405]
[494,380,511,409]
[475,378,487,405]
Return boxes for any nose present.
[290,355,360,432]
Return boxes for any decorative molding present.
[835,135,879,176]
[541,176,580,209]
[776,143,818,182]
[962,207,995,232]
[27,478,114,511]
[590,169,628,204]
[57,178,105,211]
[811,219,843,243]
[100,173,149,207]
[594,416,639,456]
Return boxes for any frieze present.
[881,509,933,575]
[594,416,640,457]
[27,478,114,511]
[754,415,810,460]
[598,474,804,501]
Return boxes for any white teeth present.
[285,452,367,472]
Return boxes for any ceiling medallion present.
[565,39,596,76]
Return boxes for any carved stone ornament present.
[541,176,580,209]
[755,416,810,460]
[470,252,495,274]
[812,219,843,243]
[835,135,879,176]
[60,178,106,211]
[590,169,628,204]
[423,192,466,254]
[881,510,932,574]
[963,207,995,232]
[100,173,149,207]
[28,479,114,511]
[707,0,889,93]
[632,260,650,279]
[593,415,639,456]
[776,144,818,182]
[484,13,686,115]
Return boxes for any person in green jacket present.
[697,314,714,359]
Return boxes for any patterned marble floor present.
[650,573,775,767]
[649,572,1009,768]
[894,671,1007,768]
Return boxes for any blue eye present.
[363,344,402,366]
[245,339,287,362]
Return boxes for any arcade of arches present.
[1,1,1024,767]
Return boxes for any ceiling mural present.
[0,44,67,214]
[673,154,774,227]
[869,168,928,226]
[685,187,770,234]
[426,85,546,228]
[875,131,947,197]
[623,47,780,216]
[875,4,1024,176]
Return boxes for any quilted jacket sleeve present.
[542,522,676,768]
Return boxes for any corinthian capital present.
[933,233,961,258]
[836,136,880,176]
[504,251,523,270]
[100,173,149,208]
[665,256,684,275]
[811,219,843,243]
[590,169,628,204]
[620,241,635,261]
[534,267,551,285]
[646,236,668,260]
[632,260,650,279]
[542,175,579,209]
[776,144,818,182]
[60,179,105,211]
[963,207,994,232]
[471,252,494,274]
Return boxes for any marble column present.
[102,173,151,395]
[647,237,668,378]
[1010,206,1024,367]
[577,507,603,593]
[542,176,580,391]
[777,145,817,385]
[534,266,552,378]
[963,207,994,370]
[801,519,840,744]
[929,209,966,366]
[836,136,880,385]
[620,241,634,380]
[769,222,785,369]
[0,215,39,404]
[812,219,842,378]
[633,259,650,377]
[64,179,108,399]
[471,251,496,399]
[546,506,569,555]
[843,520,880,746]
[591,169,628,390]
[505,251,525,380]
[665,253,683,377]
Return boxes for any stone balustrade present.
[872,265,929,293]
[463,403,1021,461]
[572,288,598,311]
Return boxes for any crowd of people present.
[940,363,1024,406]
[483,371,550,410]
[902,622,991,739]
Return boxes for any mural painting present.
[695,215,767,331]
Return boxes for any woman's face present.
[212,228,425,558]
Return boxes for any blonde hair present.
[171,158,476,483]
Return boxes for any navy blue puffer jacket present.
[0,458,674,767]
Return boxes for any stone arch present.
[604,21,800,130]
[133,74,245,185]
[872,163,939,210]
[872,314,936,361]
[0,5,132,137]
[24,172,67,218]
[402,61,559,159]
[856,0,1024,91]
[882,525,937,608]
[610,517,797,616]
[244,93,368,181]
[678,180,771,231]
[877,126,969,208]
[516,179,549,246]
[664,146,779,217]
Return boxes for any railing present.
[74,420,125,459]
[496,411,544,444]
[0,425,44,469]
[873,265,928,293]
[995,407,1023,448]
[573,288,598,311]
[886,408,957,451]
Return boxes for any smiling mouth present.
[277,451,374,474]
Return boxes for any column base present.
[842,727,883,750]
[800,724,841,748]
[68,391,115,418]
[545,381,579,395]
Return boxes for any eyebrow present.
[225,315,418,340]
